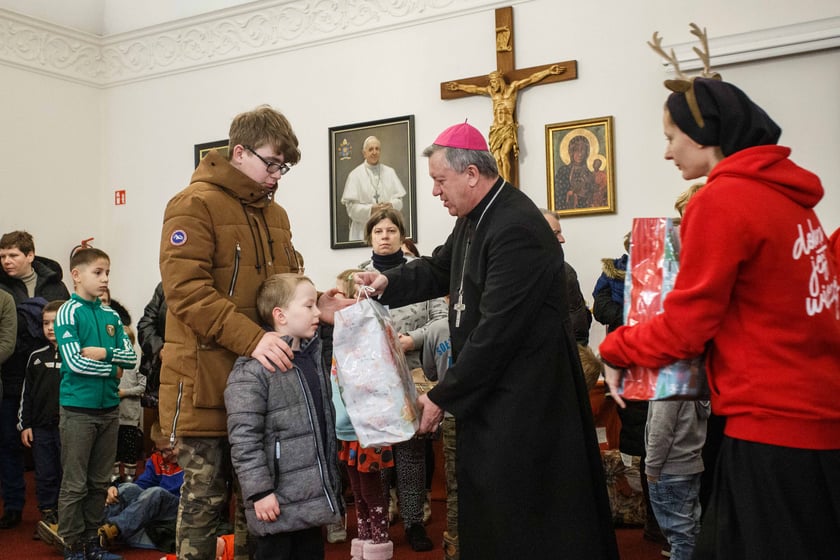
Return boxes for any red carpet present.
[6,471,664,559]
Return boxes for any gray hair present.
[422,144,498,178]
[363,136,380,151]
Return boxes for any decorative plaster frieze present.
[0,0,529,87]
[2,2,837,87]
[0,8,105,85]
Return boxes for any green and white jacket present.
[56,293,137,409]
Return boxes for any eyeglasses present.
[245,146,291,176]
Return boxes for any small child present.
[19,299,65,534]
[645,400,710,560]
[55,248,137,560]
[332,269,394,560]
[114,326,146,483]
[224,273,342,560]
[99,423,183,551]
[101,287,146,483]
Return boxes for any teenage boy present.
[20,299,65,536]
[55,248,137,560]
[0,230,69,528]
[158,105,351,559]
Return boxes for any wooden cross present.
[440,6,578,186]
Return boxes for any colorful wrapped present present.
[619,217,709,400]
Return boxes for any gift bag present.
[333,296,419,447]
[619,217,709,400]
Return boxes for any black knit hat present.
[666,78,781,157]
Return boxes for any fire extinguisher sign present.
[115,190,126,205]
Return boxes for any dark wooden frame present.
[194,139,229,168]
[328,115,417,249]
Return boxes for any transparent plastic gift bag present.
[333,294,419,446]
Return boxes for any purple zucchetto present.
[433,122,490,151]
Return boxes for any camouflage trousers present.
[442,416,459,560]
[442,416,458,536]
[175,437,248,560]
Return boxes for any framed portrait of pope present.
[329,115,417,249]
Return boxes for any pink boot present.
[351,538,366,560]
[363,541,394,560]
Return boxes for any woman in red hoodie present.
[600,72,840,558]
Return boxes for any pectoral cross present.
[453,293,466,328]
[440,6,578,186]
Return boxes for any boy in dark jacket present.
[19,299,65,534]
[0,230,70,529]
[225,274,341,560]
[55,248,137,560]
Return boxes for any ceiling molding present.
[658,16,840,74]
[0,0,530,88]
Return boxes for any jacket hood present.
[191,149,276,206]
[709,145,823,209]
[18,296,49,340]
[33,256,65,281]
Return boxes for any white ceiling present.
[0,0,257,36]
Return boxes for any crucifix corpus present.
[441,6,577,186]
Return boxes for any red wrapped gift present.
[619,217,709,400]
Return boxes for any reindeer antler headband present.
[648,23,721,128]
[648,23,781,157]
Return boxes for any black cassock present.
[381,179,618,559]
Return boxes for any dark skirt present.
[695,436,840,560]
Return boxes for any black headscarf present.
[666,77,781,157]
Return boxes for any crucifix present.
[440,6,578,186]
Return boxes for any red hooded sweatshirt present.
[600,145,840,450]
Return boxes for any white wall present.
[3,0,839,348]
[0,64,102,284]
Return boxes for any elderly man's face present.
[543,213,565,244]
[429,150,476,218]
[364,139,381,165]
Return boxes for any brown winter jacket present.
[158,150,302,439]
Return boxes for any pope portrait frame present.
[328,115,417,249]
[545,116,616,217]
[194,139,229,167]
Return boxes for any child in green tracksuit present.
[54,248,137,560]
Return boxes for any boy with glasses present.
[158,105,351,559]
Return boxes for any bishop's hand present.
[417,393,444,434]
[354,271,388,297]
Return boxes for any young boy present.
[54,248,137,560]
[224,274,342,560]
[98,423,183,552]
[19,299,65,536]
[645,400,710,560]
